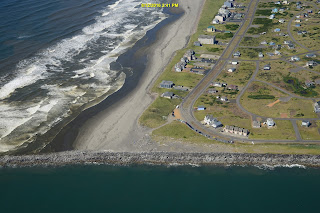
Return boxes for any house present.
[273,44,281,50]
[307,61,317,66]
[269,42,276,46]
[252,120,261,128]
[272,8,279,13]
[306,53,316,58]
[228,68,236,72]
[274,28,281,32]
[207,25,216,32]
[297,31,303,35]
[242,129,249,136]
[295,19,301,23]
[227,84,238,90]
[288,43,295,49]
[184,49,195,61]
[197,106,206,111]
[160,80,174,88]
[212,19,220,24]
[279,8,285,13]
[220,96,228,102]
[214,15,225,23]
[233,51,241,57]
[266,118,275,127]
[224,125,249,136]
[181,57,189,63]
[204,115,222,128]
[307,10,313,13]
[283,0,289,5]
[261,41,267,45]
[290,56,300,61]
[269,14,275,19]
[207,89,218,94]
[279,19,285,23]
[175,61,186,72]
[315,102,320,112]
[305,80,315,88]
[224,125,234,133]
[266,52,275,56]
[224,1,233,8]
[194,41,202,46]
[275,1,281,5]
[231,61,238,65]
[274,50,281,55]
[198,35,216,44]
[301,120,311,127]
[219,8,230,16]
[259,52,264,58]
[295,24,301,27]
[264,64,271,70]
[161,92,174,99]
[302,30,307,34]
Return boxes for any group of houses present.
[175,49,195,72]
[224,125,249,136]
[204,115,223,128]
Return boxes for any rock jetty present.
[0,151,320,167]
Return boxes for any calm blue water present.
[0,0,165,152]
[0,165,319,212]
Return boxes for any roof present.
[207,25,216,29]
[162,92,174,97]
[160,80,173,85]
[199,35,215,39]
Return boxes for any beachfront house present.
[160,80,174,88]
[161,92,174,99]
[207,26,216,32]
[224,1,233,8]
[175,61,186,72]
[204,115,222,128]
[301,120,311,127]
[266,118,275,127]
[198,35,216,45]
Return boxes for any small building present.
[269,14,275,19]
[266,52,275,57]
[227,68,236,73]
[194,41,202,46]
[264,64,271,70]
[212,19,220,24]
[220,96,228,102]
[291,56,300,61]
[288,43,295,49]
[272,8,279,13]
[214,15,225,23]
[224,1,233,8]
[301,120,311,127]
[307,10,313,13]
[295,19,301,23]
[269,42,276,46]
[295,24,301,27]
[160,80,174,88]
[197,106,206,111]
[233,51,241,57]
[283,0,289,5]
[261,41,267,45]
[258,52,264,58]
[207,89,218,94]
[211,82,227,87]
[252,120,261,128]
[198,35,216,45]
[274,28,281,32]
[227,84,238,90]
[297,31,303,35]
[266,118,275,127]
[305,80,315,88]
[207,25,216,32]
[315,79,320,85]
[175,61,186,72]
[161,92,174,99]
[279,19,285,23]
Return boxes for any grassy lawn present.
[297,120,320,140]
[240,82,317,118]
[152,121,320,154]
[139,97,180,128]
[249,120,296,140]
[216,62,255,86]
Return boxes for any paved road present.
[178,0,320,143]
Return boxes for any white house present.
[266,118,275,127]
[204,115,223,128]
[279,19,285,23]
[290,56,300,61]
[214,15,225,23]
[231,61,238,65]
[228,68,236,72]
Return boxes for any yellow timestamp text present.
[141,3,179,8]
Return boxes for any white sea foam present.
[0,0,167,152]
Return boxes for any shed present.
[274,28,281,32]
[197,106,206,111]
[207,26,216,32]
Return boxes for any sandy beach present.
[74,0,206,152]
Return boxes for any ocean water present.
[0,165,319,212]
[0,0,167,152]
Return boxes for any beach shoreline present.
[70,0,206,152]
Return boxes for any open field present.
[249,120,296,140]
[240,81,317,118]
[296,120,320,140]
